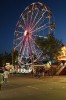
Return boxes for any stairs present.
[56,66,66,75]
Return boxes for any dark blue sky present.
[0,0,66,53]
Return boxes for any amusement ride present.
[13,2,55,67]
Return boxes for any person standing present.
[0,69,4,90]
[4,69,9,84]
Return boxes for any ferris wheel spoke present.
[36,16,49,28]
[14,40,23,49]
[15,36,23,41]
[30,35,39,49]
[32,46,42,61]
[28,35,40,57]
[32,25,50,33]
[31,22,50,33]
[15,30,24,34]
[28,37,32,56]
[26,12,29,28]
[31,9,39,28]
[31,16,49,33]
[29,5,34,27]
[25,36,32,57]
[20,39,26,58]
[21,14,27,29]
[17,20,25,31]
[31,11,46,30]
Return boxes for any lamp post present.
[12,48,14,66]
[32,54,34,65]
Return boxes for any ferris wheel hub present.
[24,30,29,36]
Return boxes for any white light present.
[24,30,27,36]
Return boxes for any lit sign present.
[58,56,66,60]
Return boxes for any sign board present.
[58,56,66,60]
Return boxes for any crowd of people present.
[31,66,54,78]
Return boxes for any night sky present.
[0,0,66,53]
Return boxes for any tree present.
[35,33,63,61]
[0,53,3,67]
[12,49,18,66]
[0,52,12,67]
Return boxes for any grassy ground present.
[0,74,66,100]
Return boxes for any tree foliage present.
[12,49,18,65]
[0,52,12,67]
[35,33,63,61]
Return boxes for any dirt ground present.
[0,74,66,100]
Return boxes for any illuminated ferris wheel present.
[13,2,55,65]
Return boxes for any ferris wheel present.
[13,2,55,65]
